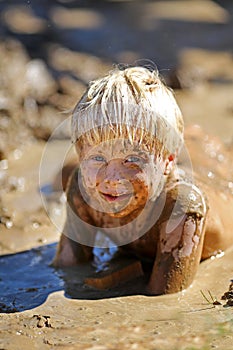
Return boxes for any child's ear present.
[164,154,175,175]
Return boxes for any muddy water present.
[0,0,233,349]
[1,242,233,349]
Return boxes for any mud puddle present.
[0,242,150,313]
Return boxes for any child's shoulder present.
[162,168,208,222]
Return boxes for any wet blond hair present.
[72,66,184,157]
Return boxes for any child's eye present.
[124,156,143,164]
[91,155,106,162]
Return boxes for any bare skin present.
[53,128,233,295]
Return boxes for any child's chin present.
[107,209,131,218]
[106,204,141,220]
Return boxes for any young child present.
[53,66,233,294]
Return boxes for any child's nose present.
[97,159,126,184]
[102,159,125,183]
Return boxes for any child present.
[53,66,233,294]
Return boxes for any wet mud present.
[0,243,150,313]
[0,0,233,349]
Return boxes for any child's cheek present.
[81,162,99,189]
[133,180,149,204]
[140,159,167,200]
[134,172,148,188]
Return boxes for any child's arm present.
[52,168,95,267]
[52,208,94,267]
[147,183,208,294]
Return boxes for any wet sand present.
[1,240,233,349]
[0,1,233,349]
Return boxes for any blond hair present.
[72,66,184,156]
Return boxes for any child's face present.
[77,138,168,218]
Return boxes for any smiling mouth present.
[100,192,131,202]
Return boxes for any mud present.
[0,0,233,349]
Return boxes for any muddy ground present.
[0,1,233,349]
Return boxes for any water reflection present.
[0,243,148,313]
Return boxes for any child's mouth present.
[100,192,131,202]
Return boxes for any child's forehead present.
[80,138,152,157]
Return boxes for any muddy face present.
[77,139,168,219]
